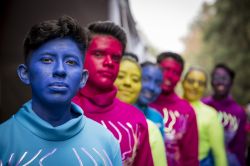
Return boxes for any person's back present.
[0,16,121,166]
[202,63,247,166]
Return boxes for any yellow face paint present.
[115,59,142,104]
[182,70,207,102]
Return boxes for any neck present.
[84,82,113,96]
[162,89,175,96]
[136,101,147,108]
[32,99,73,127]
[213,93,228,100]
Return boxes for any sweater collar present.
[15,100,86,141]
[155,91,179,104]
[77,86,117,113]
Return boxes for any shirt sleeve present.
[208,110,228,166]
[147,120,167,166]
[181,106,199,166]
[230,107,247,166]
[132,118,154,166]
[112,137,123,166]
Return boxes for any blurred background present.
[1,0,249,122]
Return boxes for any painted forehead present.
[120,59,141,72]
[89,35,123,50]
[186,70,206,80]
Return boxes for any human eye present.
[40,57,53,64]
[132,76,140,83]
[93,51,104,58]
[112,54,122,63]
[187,78,195,84]
[66,59,78,66]
[117,74,125,79]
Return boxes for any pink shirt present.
[150,92,199,166]
[73,86,153,166]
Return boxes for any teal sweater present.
[0,101,121,165]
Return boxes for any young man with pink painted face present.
[149,52,199,166]
[73,21,153,166]
[202,64,247,166]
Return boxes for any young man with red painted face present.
[73,21,153,166]
[149,52,199,166]
[202,64,247,166]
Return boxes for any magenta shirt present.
[73,86,153,166]
[202,95,247,166]
[150,92,199,166]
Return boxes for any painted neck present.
[32,99,73,127]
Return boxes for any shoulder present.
[200,102,218,118]
[201,96,212,104]
[115,98,146,117]
[84,117,119,143]
[148,107,163,119]
[0,116,14,132]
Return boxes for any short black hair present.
[123,52,139,62]
[141,61,161,69]
[23,15,87,64]
[156,52,184,71]
[212,63,235,81]
[87,21,127,54]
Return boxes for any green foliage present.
[184,0,250,105]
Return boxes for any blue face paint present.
[138,65,163,105]
[26,38,86,106]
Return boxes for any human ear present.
[17,64,30,85]
[79,69,89,88]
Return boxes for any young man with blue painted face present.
[202,64,247,166]
[0,16,122,165]
[135,61,165,138]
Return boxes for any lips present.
[164,80,172,86]
[217,85,225,91]
[98,70,114,78]
[49,82,68,92]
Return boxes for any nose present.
[103,55,114,68]
[53,61,66,78]
[123,76,132,87]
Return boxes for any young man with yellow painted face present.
[115,53,142,104]
[182,67,227,166]
[115,53,167,166]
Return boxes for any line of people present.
[0,15,247,166]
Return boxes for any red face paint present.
[84,35,123,92]
[159,58,182,93]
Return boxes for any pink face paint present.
[159,58,182,93]
[84,35,123,93]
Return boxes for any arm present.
[209,110,227,166]
[147,120,167,166]
[181,107,199,166]
[230,108,247,166]
[133,118,154,166]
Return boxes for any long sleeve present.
[208,111,227,166]
[147,120,167,166]
[181,107,199,166]
[230,108,247,166]
[132,120,154,166]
